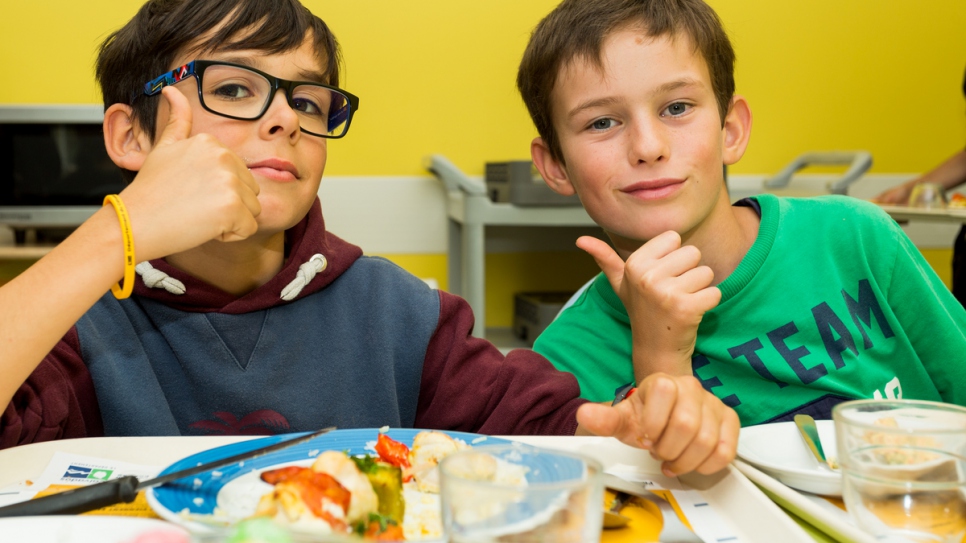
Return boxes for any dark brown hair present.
[517,0,736,163]
[96,0,341,176]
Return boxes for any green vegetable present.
[351,455,405,523]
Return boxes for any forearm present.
[912,150,966,191]
[0,206,124,406]
[631,333,695,381]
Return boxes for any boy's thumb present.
[156,86,192,146]
[576,235,624,290]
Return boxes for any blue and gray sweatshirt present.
[0,199,584,446]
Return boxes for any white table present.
[0,434,811,542]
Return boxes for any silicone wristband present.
[103,194,135,299]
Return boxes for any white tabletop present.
[0,434,812,542]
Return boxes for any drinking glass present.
[908,183,947,209]
[833,399,966,542]
[439,443,604,543]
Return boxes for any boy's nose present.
[262,90,302,137]
[627,116,668,164]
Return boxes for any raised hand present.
[576,373,740,476]
[119,86,262,262]
[871,182,915,205]
[576,232,720,377]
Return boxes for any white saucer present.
[737,419,842,496]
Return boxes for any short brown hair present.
[517,0,736,163]
[96,0,341,177]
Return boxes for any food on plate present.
[949,193,966,208]
[862,416,941,466]
[251,430,472,540]
[825,456,840,470]
[313,450,381,524]
[408,430,468,493]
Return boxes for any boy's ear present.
[103,103,153,173]
[722,95,752,166]
[531,137,576,196]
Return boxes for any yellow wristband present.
[103,194,136,299]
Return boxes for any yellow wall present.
[1,1,964,325]
[2,1,963,175]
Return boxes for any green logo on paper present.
[87,469,113,480]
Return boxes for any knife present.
[793,414,835,471]
[0,426,336,517]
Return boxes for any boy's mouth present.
[621,178,685,200]
[248,159,300,182]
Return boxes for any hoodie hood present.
[131,198,364,314]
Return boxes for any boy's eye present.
[291,88,333,118]
[662,102,690,117]
[211,83,256,100]
[291,97,323,116]
[589,118,616,131]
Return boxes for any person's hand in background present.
[872,150,966,205]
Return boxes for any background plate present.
[737,420,841,496]
[147,428,510,534]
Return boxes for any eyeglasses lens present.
[200,65,351,137]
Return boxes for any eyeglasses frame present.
[136,59,360,139]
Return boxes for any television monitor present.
[0,105,127,241]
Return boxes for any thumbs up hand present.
[118,86,262,262]
[576,231,720,378]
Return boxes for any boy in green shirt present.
[518,0,966,426]
[0,0,738,480]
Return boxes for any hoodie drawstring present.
[136,261,186,295]
[281,254,328,301]
[135,253,328,301]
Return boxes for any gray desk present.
[426,155,597,337]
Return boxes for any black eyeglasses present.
[137,60,360,138]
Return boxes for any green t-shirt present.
[534,194,966,425]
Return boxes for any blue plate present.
[146,428,510,530]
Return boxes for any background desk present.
[427,155,599,337]
[876,204,966,224]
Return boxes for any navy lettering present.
[692,355,741,407]
[842,279,895,349]
[728,338,788,388]
[767,322,828,384]
[812,301,858,369]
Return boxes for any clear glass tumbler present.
[834,399,966,542]
[439,443,604,543]
[908,183,947,209]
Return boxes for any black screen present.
[0,123,126,206]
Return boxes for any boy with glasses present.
[520,0,966,427]
[0,0,737,478]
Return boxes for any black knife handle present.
[0,475,139,517]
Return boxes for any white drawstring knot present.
[136,261,186,295]
[280,253,328,301]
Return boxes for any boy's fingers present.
[695,408,740,474]
[219,212,260,242]
[664,404,739,476]
[156,86,193,147]
[659,397,722,475]
[240,172,262,213]
[635,230,684,261]
[576,235,625,290]
[630,375,678,446]
[575,402,622,437]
